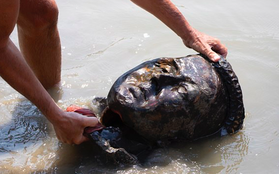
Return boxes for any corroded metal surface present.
[101,54,244,143]
[209,56,245,134]
[74,54,245,165]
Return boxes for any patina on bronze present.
[101,54,244,141]
[80,54,245,164]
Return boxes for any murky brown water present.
[1,0,279,173]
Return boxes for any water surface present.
[1,0,279,173]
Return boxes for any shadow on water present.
[0,87,63,173]
[0,99,56,173]
[0,101,49,152]
[0,95,249,174]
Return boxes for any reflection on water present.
[1,0,279,173]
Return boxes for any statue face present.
[105,55,226,141]
[114,58,201,111]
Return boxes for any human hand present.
[183,29,228,62]
[52,111,98,144]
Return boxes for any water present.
[1,0,279,173]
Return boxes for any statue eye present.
[161,67,169,73]
[178,86,187,94]
[160,65,171,73]
[151,77,162,95]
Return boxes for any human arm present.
[131,0,227,62]
[0,1,97,144]
[0,39,98,144]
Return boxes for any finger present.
[190,40,220,62]
[74,135,89,145]
[207,51,221,62]
[211,42,228,58]
[81,136,89,142]
[83,116,99,127]
[197,43,221,62]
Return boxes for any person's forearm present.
[0,39,62,122]
[131,0,227,61]
[131,0,194,42]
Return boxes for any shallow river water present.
[1,0,279,173]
